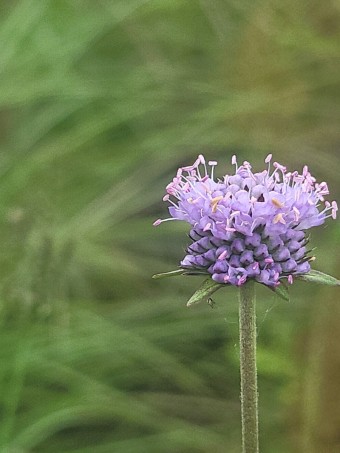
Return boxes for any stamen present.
[190,197,201,204]
[332,201,338,219]
[273,213,286,224]
[272,198,284,208]
[210,195,223,213]
[231,155,238,172]
[198,154,206,164]
[293,206,300,221]
[202,183,212,194]
[243,161,252,171]
[230,210,240,220]
[208,160,217,179]
[238,275,247,286]
[218,250,228,260]
[265,154,272,164]
[198,154,207,177]
[273,162,287,172]
[153,218,177,226]
[181,165,195,172]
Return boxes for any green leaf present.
[152,269,185,279]
[297,270,340,286]
[186,278,224,307]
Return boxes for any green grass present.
[0,0,339,451]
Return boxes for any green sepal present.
[152,269,185,279]
[297,270,340,286]
[186,278,224,307]
[271,282,290,302]
[152,269,209,279]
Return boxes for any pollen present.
[273,213,286,224]
[210,196,223,213]
[272,198,284,208]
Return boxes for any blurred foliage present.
[0,0,339,452]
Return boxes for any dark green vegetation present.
[0,1,339,452]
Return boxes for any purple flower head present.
[154,155,337,288]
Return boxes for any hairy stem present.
[239,280,259,453]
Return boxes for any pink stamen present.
[332,201,338,219]
[303,165,309,177]
[181,165,195,172]
[265,258,274,264]
[153,217,177,226]
[198,154,206,164]
[237,275,247,286]
[273,162,287,172]
[218,250,228,260]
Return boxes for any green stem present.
[239,280,259,453]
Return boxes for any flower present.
[154,155,337,288]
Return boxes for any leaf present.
[297,270,340,286]
[186,278,224,307]
[152,269,185,279]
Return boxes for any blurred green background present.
[0,0,339,452]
